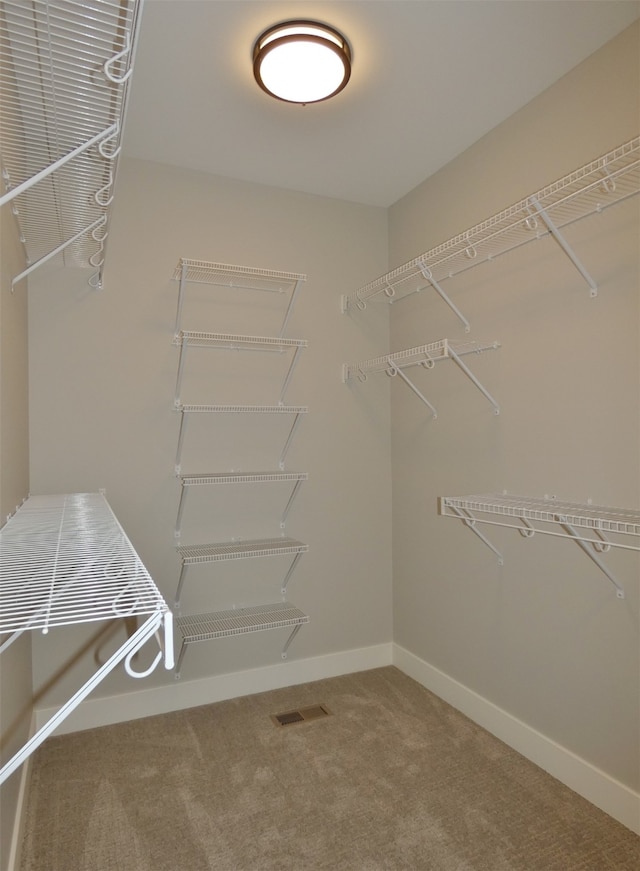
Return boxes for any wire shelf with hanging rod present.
[0,0,144,289]
[341,136,640,323]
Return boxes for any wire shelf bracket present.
[0,492,173,784]
[174,404,308,473]
[341,136,640,314]
[342,339,500,416]
[439,493,640,598]
[173,332,307,407]
[174,537,308,609]
[172,259,306,337]
[174,471,308,538]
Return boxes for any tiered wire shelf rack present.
[170,259,309,675]
[0,0,144,289]
[0,492,173,784]
[439,493,640,599]
[343,339,500,416]
[341,136,640,326]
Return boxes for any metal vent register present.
[271,705,331,727]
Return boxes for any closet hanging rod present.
[342,136,640,312]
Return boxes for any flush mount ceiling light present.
[253,20,351,104]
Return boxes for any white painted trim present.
[393,643,640,835]
[34,642,393,735]
[7,713,36,871]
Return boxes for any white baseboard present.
[34,642,394,736]
[392,643,640,835]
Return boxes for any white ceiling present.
[122,0,640,207]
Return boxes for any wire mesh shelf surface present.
[177,537,308,564]
[0,492,170,635]
[176,404,308,414]
[343,339,499,381]
[173,259,306,292]
[440,493,640,541]
[175,331,307,350]
[343,136,640,310]
[178,471,309,486]
[0,0,143,285]
[176,602,309,643]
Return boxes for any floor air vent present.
[271,705,331,727]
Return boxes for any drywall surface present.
[27,162,392,710]
[0,204,32,871]
[387,23,639,790]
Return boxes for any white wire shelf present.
[174,537,308,609]
[174,601,308,677]
[174,331,307,407]
[342,136,640,321]
[174,404,308,473]
[175,472,308,537]
[0,491,173,784]
[439,493,640,598]
[343,339,500,416]
[173,259,306,336]
[0,0,143,288]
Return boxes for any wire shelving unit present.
[439,493,640,599]
[341,136,640,324]
[0,0,144,289]
[343,339,500,416]
[0,491,173,784]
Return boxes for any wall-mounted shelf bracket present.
[174,537,308,609]
[527,196,598,297]
[173,332,307,406]
[412,261,471,332]
[343,339,499,415]
[173,259,306,336]
[175,471,308,538]
[173,404,307,472]
[439,494,640,598]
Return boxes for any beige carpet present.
[19,667,640,870]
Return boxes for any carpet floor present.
[19,666,640,870]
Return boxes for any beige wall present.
[388,23,639,789]
[0,202,32,870]
[27,162,392,705]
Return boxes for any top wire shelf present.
[0,0,143,288]
[0,492,170,636]
[173,258,306,337]
[342,136,640,313]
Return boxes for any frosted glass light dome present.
[253,21,351,104]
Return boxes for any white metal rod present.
[528,196,598,296]
[0,612,164,785]
[279,278,303,336]
[279,345,303,404]
[174,410,189,471]
[417,262,471,332]
[11,215,107,288]
[558,519,625,598]
[447,346,500,414]
[174,563,189,610]
[388,363,437,417]
[174,341,188,406]
[174,261,188,335]
[280,479,304,528]
[281,622,303,659]
[0,123,117,208]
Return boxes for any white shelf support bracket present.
[175,407,189,470]
[281,552,304,595]
[174,339,188,406]
[279,413,304,470]
[279,278,303,336]
[279,345,304,404]
[556,517,625,599]
[417,261,471,333]
[281,622,303,659]
[447,504,504,565]
[447,343,500,414]
[528,196,598,297]
[280,479,304,528]
[174,261,188,336]
[175,482,188,538]
[174,563,189,610]
[387,362,438,417]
